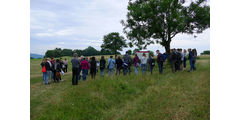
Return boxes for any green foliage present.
[201,50,210,55]
[149,50,154,56]
[101,32,127,58]
[45,46,117,58]
[61,49,73,56]
[121,0,210,55]
[133,48,140,55]
[127,49,133,55]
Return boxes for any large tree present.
[121,0,210,56]
[101,32,127,58]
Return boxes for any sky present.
[30,0,210,55]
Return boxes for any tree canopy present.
[101,32,127,58]
[121,0,210,55]
[45,46,115,58]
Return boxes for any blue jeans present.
[150,66,154,74]
[141,64,146,74]
[158,62,163,74]
[51,71,54,80]
[42,71,50,84]
[134,66,138,74]
[100,69,104,76]
[189,59,194,72]
[82,69,87,80]
[108,68,114,76]
[192,60,196,70]
[123,67,128,75]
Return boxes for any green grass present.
[30,55,210,120]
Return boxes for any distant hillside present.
[30,53,44,59]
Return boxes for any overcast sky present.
[31,0,210,55]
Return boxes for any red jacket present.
[80,60,90,70]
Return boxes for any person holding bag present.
[40,58,51,85]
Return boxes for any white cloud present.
[31,0,209,55]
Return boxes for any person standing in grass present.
[141,53,148,75]
[133,54,140,74]
[71,53,80,85]
[116,56,123,75]
[50,57,55,81]
[149,54,155,75]
[156,50,164,74]
[78,56,83,81]
[54,59,62,83]
[81,58,90,80]
[63,58,68,73]
[169,49,177,73]
[46,58,52,82]
[90,57,97,79]
[100,56,106,76]
[41,58,51,85]
[192,49,198,71]
[188,48,194,72]
[183,49,187,70]
[123,51,131,75]
[107,56,115,76]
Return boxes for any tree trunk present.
[114,50,117,59]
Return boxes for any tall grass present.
[30,55,210,120]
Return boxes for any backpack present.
[42,66,46,72]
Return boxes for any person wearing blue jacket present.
[188,48,194,72]
[107,56,115,76]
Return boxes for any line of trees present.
[45,46,120,58]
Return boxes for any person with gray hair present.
[71,53,80,85]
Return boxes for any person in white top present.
[141,53,148,74]
[64,58,68,73]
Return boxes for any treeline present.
[200,50,210,55]
[45,46,120,58]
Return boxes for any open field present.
[30,55,210,120]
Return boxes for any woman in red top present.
[80,58,90,80]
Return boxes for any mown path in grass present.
[31,56,210,120]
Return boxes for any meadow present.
[30,55,210,120]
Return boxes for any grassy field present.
[30,55,210,120]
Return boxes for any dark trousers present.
[183,57,187,68]
[157,62,163,74]
[150,66,154,74]
[64,65,68,72]
[171,61,176,73]
[72,67,79,85]
[116,68,121,75]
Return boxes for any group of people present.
[40,57,68,85]
[40,48,197,85]
[169,48,197,73]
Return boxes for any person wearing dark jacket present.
[123,52,131,75]
[175,49,182,72]
[54,59,62,83]
[71,53,80,85]
[156,50,164,74]
[116,56,123,75]
[149,54,155,75]
[90,57,97,79]
[100,56,106,76]
[169,49,177,73]
[41,58,51,85]
[192,49,197,71]
[188,48,194,72]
